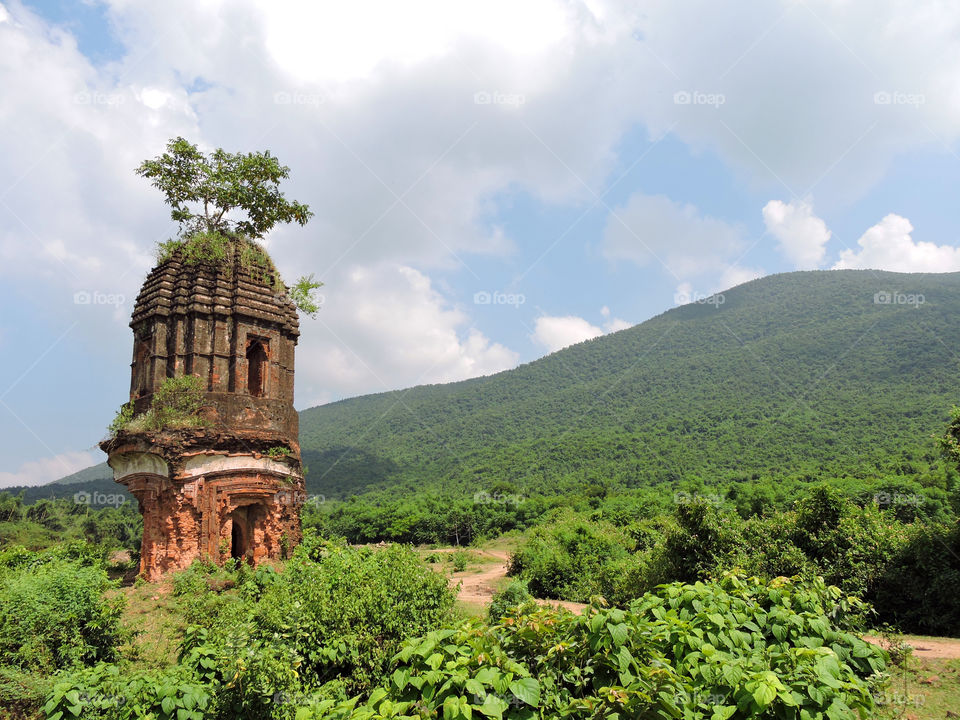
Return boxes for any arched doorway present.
[246,338,268,398]
[230,509,249,561]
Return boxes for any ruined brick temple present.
[100,252,304,580]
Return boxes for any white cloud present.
[717,264,763,290]
[532,315,603,352]
[0,450,98,488]
[600,305,631,332]
[763,198,831,269]
[833,214,960,272]
[634,0,960,203]
[295,263,518,406]
[532,307,630,353]
[603,192,744,278]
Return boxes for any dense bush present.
[43,662,212,720]
[871,520,960,635]
[508,487,960,635]
[41,537,457,720]
[0,556,124,672]
[507,510,633,602]
[303,574,886,720]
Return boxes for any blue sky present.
[2,0,960,486]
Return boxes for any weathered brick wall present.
[103,249,305,580]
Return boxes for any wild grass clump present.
[110,375,208,436]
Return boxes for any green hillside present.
[298,270,960,499]
[34,269,960,503]
[51,462,111,485]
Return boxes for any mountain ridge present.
[28,269,960,501]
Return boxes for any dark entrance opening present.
[231,515,246,560]
[246,338,268,397]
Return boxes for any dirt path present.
[864,635,960,660]
[450,549,586,613]
[452,550,512,606]
[449,551,960,657]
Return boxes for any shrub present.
[43,662,211,720]
[124,375,208,432]
[308,573,886,720]
[450,549,469,572]
[169,534,457,716]
[507,510,633,602]
[0,558,125,673]
[487,579,535,621]
[870,520,960,636]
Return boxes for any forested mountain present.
[298,270,960,499]
[37,269,960,502]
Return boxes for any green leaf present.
[752,682,777,708]
[443,695,460,720]
[509,678,541,708]
[608,623,629,646]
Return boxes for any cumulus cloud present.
[532,315,603,352]
[763,198,831,269]
[0,450,98,488]
[603,192,744,278]
[295,263,518,406]
[7,0,960,476]
[532,307,630,353]
[833,214,960,272]
[634,0,960,203]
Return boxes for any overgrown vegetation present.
[138,137,321,315]
[303,573,887,720]
[42,536,457,720]
[0,543,129,715]
[111,375,208,435]
[505,488,960,636]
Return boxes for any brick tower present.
[101,250,304,580]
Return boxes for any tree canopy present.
[136,137,313,240]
